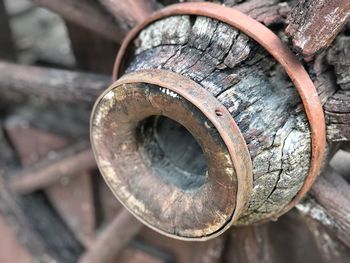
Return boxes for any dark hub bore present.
[91,81,238,240]
[137,116,208,190]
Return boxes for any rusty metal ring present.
[112,2,326,221]
[91,69,252,240]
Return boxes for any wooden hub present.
[91,2,326,240]
[90,70,252,240]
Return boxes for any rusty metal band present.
[93,69,253,238]
[112,2,326,220]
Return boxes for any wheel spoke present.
[31,0,124,42]
[8,142,95,195]
[79,209,143,263]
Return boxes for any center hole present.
[137,116,208,190]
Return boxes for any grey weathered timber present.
[325,89,350,142]
[286,0,350,56]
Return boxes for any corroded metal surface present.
[91,69,252,240]
[111,2,326,222]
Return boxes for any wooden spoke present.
[79,209,142,263]
[0,178,56,262]
[99,0,156,30]
[8,142,95,195]
[297,167,350,247]
[0,61,110,104]
[31,0,124,42]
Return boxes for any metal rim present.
[112,2,326,221]
[91,69,253,240]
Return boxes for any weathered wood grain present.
[324,89,350,142]
[286,0,350,56]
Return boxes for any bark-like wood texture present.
[324,36,350,141]
[286,0,350,56]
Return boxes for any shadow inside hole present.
[136,116,208,190]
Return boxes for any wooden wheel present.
[0,0,350,262]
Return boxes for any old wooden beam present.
[31,0,124,42]
[297,167,350,247]
[7,142,95,195]
[0,61,110,104]
[79,209,142,263]
[286,0,350,56]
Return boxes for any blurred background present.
[0,0,350,262]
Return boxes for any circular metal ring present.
[91,69,252,240]
[112,2,326,220]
